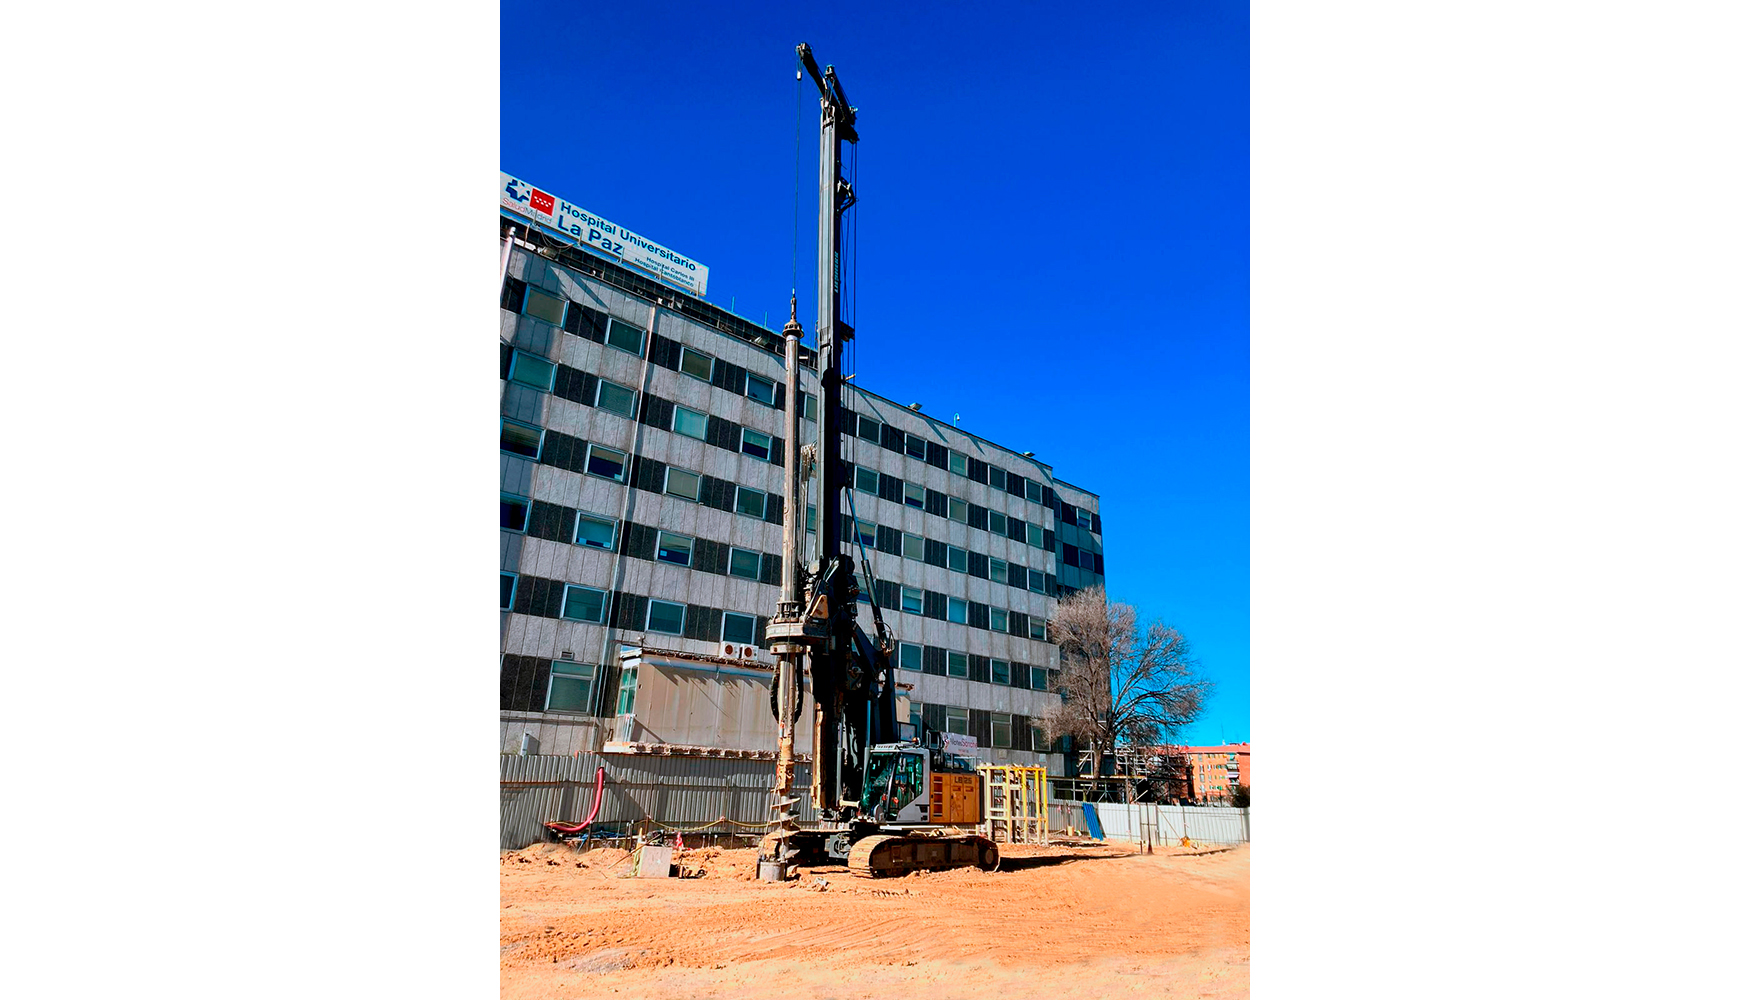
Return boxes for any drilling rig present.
[760,43,1001,880]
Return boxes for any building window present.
[575,512,617,549]
[987,467,1007,491]
[948,651,968,677]
[604,318,645,356]
[729,547,761,580]
[500,418,542,458]
[500,572,517,611]
[990,712,1012,748]
[655,531,694,567]
[1029,569,1046,593]
[1027,523,1044,548]
[736,486,767,519]
[807,505,817,533]
[1031,724,1048,751]
[586,444,626,481]
[546,661,597,712]
[647,600,685,635]
[989,607,1008,632]
[988,511,1007,536]
[901,586,923,614]
[989,557,1008,583]
[903,482,925,508]
[854,518,877,547]
[948,497,967,522]
[949,451,968,476]
[663,467,701,502]
[909,704,923,734]
[741,428,772,461]
[802,393,818,421]
[855,466,879,494]
[595,379,637,417]
[672,405,708,440]
[616,665,638,714]
[561,584,608,622]
[1031,666,1048,690]
[746,373,776,406]
[905,433,927,459]
[990,659,1010,685]
[857,414,881,443]
[1025,479,1043,503]
[1029,618,1047,641]
[947,545,967,573]
[948,597,967,624]
[1077,508,1093,529]
[898,643,922,670]
[679,346,714,381]
[946,707,969,736]
[501,493,530,532]
[508,351,556,390]
[523,287,565,324]
[723,611,756,644]
[903,533,924,561]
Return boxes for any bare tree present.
[1042,587,1211,786]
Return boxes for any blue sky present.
[502,1,1249,746]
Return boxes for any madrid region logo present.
[504,178,555,216]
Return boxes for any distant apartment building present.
[499,212,1107,779]
[1178,743,1250,804]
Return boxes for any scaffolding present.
[978,765,1050,845]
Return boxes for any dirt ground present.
[501,837,1249,1000]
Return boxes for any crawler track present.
[847,833,1001,877]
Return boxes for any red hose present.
[543,765,606,834]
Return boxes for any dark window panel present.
[878,472,903,505]
[1009,611,1029,638]
[773,381,787,412]
[923,646,947,676]
[923,539,947,567]
[501,276,527,311]
[1064,542,1081,566]
[759,553,781,586]
[967,503,988,531]
[1092,554,1104,574]
[924,489,947,517]
[875,525,901,556]
[1007,518,1028,543]
[1090,513,1101,535]
[754,616,769,647]
[500,343,513,380]
[1008,562,1028,589]
[1043,528,1055,553]
[770,435,785,467]
[526,500,575,543]
[969,654,990,684]
[923,591,947,621]
[968,602,990,631]
[967,551,989,579]
[764,495,785,525]
[925,441,948,469]
[968,458,988,485]
[705,415,739,451]
[880,423,905,454]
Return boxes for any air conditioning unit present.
[741,645,756,659]
[722,643,738,658]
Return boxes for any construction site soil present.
[501,839,1249,999]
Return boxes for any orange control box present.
[929,772,982,824]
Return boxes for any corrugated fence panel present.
[501,753,818,850]
[1090,803,1250,845]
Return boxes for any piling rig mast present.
[760,43,997,880]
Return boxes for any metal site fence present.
[1070,802,1250,845]
[503,754,1247,850]
[501,753,817,850]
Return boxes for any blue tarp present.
[1082,802,1105,839]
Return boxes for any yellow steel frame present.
[977,764,1050,845]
